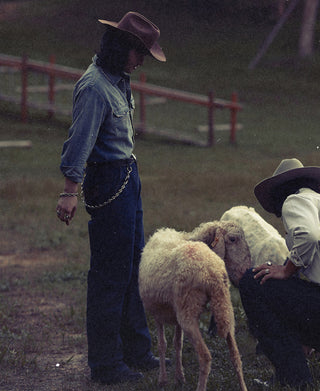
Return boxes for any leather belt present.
[87,154,136,167]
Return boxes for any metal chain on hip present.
[81,164,132,209]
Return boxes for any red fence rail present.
[0,53,243,146]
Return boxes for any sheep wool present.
[139,221,249,391]
[221,205,289,266]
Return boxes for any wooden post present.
[298,0,320,58]
[230,92,238,144]
[139,72,146,132]
[208,90,214,147]
[248,0,301,69]
[48,54,56,119]
[21,54,28,123]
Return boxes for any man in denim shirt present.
[56,12,166,385]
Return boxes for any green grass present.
[1,1,320,390]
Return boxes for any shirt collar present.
[92,55,130,86]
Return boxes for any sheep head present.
[189,221,253,287]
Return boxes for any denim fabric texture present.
[60,56,135,183]
[83,161,151,370]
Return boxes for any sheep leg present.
[226,332,248,391]
[182,321,212,391]
[173,324,185,384]
[156,321,168,387]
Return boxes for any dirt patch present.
[0,251,95,391]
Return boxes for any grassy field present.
[1,1,320,390]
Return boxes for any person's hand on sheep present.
[253,259,300,285]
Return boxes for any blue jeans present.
[239,269,320,386]
[82,160,151,371]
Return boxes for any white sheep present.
[220,205,289,266]
[139,221,252,391]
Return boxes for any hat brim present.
[254,166,320,213]
[98,19,166,62]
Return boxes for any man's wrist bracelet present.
[59,192,78,198]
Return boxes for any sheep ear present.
[210,229,225,259]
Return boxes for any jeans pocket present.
[82,165,122,209]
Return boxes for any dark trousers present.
[239,269,320,386]
[83,161,151,371]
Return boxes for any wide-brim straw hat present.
[254,158,320,213]
[99,11,166,62]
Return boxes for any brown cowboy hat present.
[254,158,320,213]
[99,11,166,62]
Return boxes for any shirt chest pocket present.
[112,106,133,135]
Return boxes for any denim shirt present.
[60,56,135,183]
[282,188,320,284]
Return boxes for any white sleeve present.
[282,193,320,268]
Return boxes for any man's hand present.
[253,259,300,285]
[56,178,79,225]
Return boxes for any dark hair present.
[96,27,149,74]
[273,178,320,217]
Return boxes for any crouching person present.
[239,158,320,389]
